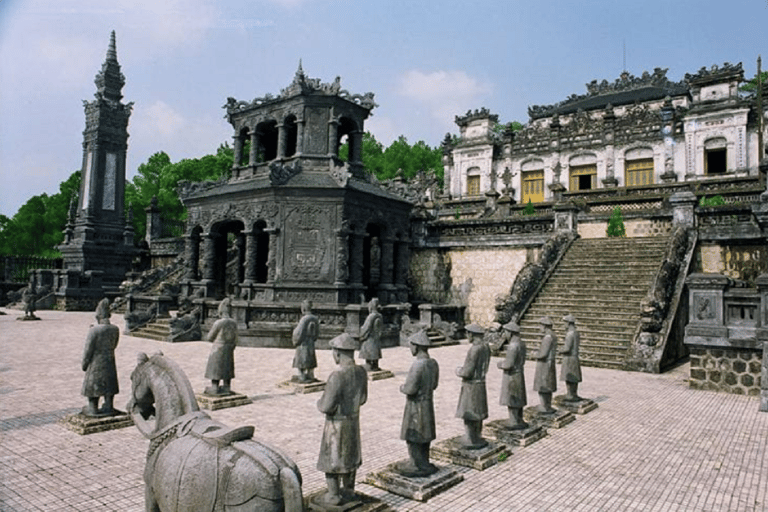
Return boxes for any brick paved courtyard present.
[1,309,766,511]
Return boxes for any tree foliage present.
[0,171,81,257]
[339,132,443,183]
[739,71,768,93]
[125,145,232,241]
[606,207,626,237]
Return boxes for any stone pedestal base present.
[553,395,598,414]
[364,462,463,502]
[306,489,392,512]
[760,389,767,413]
[430,435,509,470]
[279,379,326,394]
[196,392,251,411]
[367,369,394,381]
[484,419,547,447]
[523,407,575,429]
[60,410,133,435]
[16,315,40,321]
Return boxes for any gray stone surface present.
[523,407,576,429]
[484,419,546,447]
[195,391,252,411]
[60,410,133,435]
[2,309,768,511]
[364,463,463,503]
[430,435,509,470]
[552,395,598,414]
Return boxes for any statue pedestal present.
[364,461,463,502]
[16,315,41,321]
[196,392,251,411]
[366,369,394,381]
[279,379,326,394]
[553,395,598,414]
[430,435,510,470]
[484,419,547,447]
[305,489,392,512]
[60,410,133,435]
[523,407,575,429]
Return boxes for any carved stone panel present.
[304,108,329,154]
[284,204,335,282]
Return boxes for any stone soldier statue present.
[396,330,440,477]
[359,298,384,371]
[292,300,319,383]
[81,298,120,416]
[559,314,583,401]
[498,321,528,429]
[316,333,368,507]
[533,316,557,413]
[455,323,491,448]
[204,298,238,396]
[22,285,37,319]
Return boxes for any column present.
[394,240,410,286]
[334,227,349,285]
[244,231,258,283]
[265,227,279,283]
[328,118,339,156]
[380,237,394,287]
[249,130,260,165]
[277,124,286,158]
[185,233,199,280]
[202,233,217,281]
[235,232,245,284]
[232,135,243,169]
[350,131,363,164]
[295,118,304,155]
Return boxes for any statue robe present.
[358,311,383,361]
[455,342,490,421]
[533,332,557,393]
[316,363,368,474]
[292,313,319,370]
[81,323,120,397]
[204,317,238,381]
[499,336,527,408]
[560,328,582,383]
[400,357,439,443]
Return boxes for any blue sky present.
[0,0,765,217]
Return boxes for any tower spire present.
[94,30,125,102]
[107,30,117,61]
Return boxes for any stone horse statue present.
[128,352,304,512]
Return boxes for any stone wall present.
[578,218,673,239]
[688,346,762,395]
[698,243,768,285]
[409,247,528,326]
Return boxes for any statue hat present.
[502,321,520,333]
[465,323,485,334]
[539,316,553,326]
[95,298,111,320]
[409,330,431,347]
[563,314,576,324]
[330,332,359,351]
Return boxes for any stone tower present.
[57,31,136,302]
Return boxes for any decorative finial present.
[296,59,304,78]
[107,31,117,61]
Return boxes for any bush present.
[606,207,626,237]
[699,195,726,207]
[522,199,536,216]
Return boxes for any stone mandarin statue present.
[316,333,368,507]
[81,298,120,416]
[22,285,37,319]
[533,316,558,413]
[455,323,491,448]
[292,299,320,383]
[359,298,384,371]
[558,314,583,401]
[204,298,238,396]
[498,321,529,429]
[396,330,440,477]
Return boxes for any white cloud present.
[364,116,399,146]
[138,101,187,138]
[398,69,492,132]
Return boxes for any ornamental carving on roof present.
[455,108,499,127]
[684,62,744,85]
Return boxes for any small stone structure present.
[684,273,767,400]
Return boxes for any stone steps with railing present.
[129,317,172,342]
[519,236,669,370]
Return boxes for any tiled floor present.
[1,309,766,511]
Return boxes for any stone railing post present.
[670,190,697,228]
[553,201,580,233]
[145,197,162,243]
[757,273,768,412]
[684,273,729,345]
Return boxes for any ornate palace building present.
[443,63,766,204]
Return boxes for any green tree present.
[606,207,626,237]
[739,71,768,93]
[522,199,536,216]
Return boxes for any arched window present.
[704,137,727,175]
[337,117,358,158]
[257,120,278,161]
[284,115,298,157]
[521,159,545,203]
[624,147,654,187]
[569,154,597,191]
[466,167,481,196]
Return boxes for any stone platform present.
[553,395,598,414]
[305,489,393,512]
[364,462,463,502]
[430,435,510,470]
[60,410,133,435]
[279,379,326,394]
[484,419,547,447]
[523,406,576,428]
[366,369,394,381]
[195,391,252,410]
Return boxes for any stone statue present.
[533,316,557,413]
[498,321,528,429]
[316,333,368,507]
[292,300,319,383]
[558,314,583,401]
[81,298,120,416]
[395,330,439,477]
[22,285,37,319]
[128,352,304,512]
[455,323,491,448]
[204,298,238,396]
[358,298,383,371]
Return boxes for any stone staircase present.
[519,236,669,370]
[129,317,171,341]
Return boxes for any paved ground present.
[1,309,766,512]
